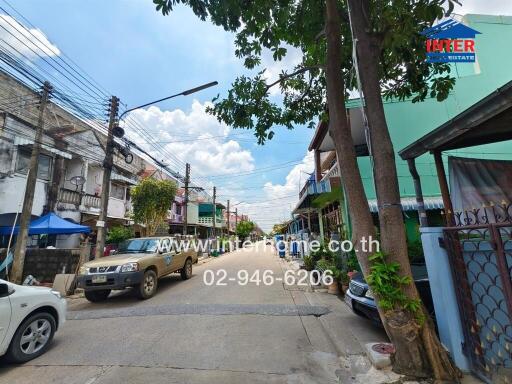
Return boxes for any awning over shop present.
[367,196,444,213]
[398,80,512,226]
[0,213,91,235]
[293,178,332,214]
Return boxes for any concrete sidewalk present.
[280,258,484,384]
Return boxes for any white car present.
[0,279,66,363]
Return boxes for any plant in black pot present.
[316,258,341,294]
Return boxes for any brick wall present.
[22,248,81,283]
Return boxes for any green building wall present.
[347,14,512,202]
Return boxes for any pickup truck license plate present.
[92,275,107,284]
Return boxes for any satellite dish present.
[70,175,86,190]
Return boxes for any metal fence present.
[444,223,512,383]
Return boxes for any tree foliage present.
[271,222,287,235]
[236,220,255,239]
[154,0,457,143]
[153,0,460,378]
[106,225,133,244]
[131,178,177,236]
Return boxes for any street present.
[0,244,348,384]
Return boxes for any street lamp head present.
[182,81,218,96]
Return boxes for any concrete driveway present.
[0,243,347,384]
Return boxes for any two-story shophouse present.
[0,70,175,249]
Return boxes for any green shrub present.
[367,252,424,323]
[310,245,335,264]
[106,226,133,244]
[407,239,424,263]
[303,255,315,271]
[346,250,361,272]
[316,259,342,281]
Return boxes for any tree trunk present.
[346,0,460,380]
[324,0,376,276]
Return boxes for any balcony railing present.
[58,188,102,210]
[299,179,331,199]
[58,188,81,205]
[321,162,339,182]
[82,194,101,209]
[197,216,226,227]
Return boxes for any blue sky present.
[3,0,511,231]
[4,0,317,231]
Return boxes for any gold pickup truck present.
[77,237,198,302]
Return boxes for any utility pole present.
[94,96,119,259]
[226,199,230,237]
[11,81,52,284]
[183,163,190,235]
[234,208,238,248]
[212,186,216,237]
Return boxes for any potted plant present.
[302,255,321,284]
[302,255,315,271]
[339,271,349,294]
[316,259,341,294]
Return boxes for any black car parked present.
[344,264,435,326]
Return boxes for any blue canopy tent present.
[0,213,91,236]
[0,213,90,278]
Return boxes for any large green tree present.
[153,0,459,380]
[131,178,177,236]
[344,0,457,379]
[236,220,255,239]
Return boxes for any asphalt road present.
[0,242,344,384]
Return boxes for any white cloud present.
[127,101,255,179]
[263,152,314,198]
[0,14,60,58]
[234,152,314,232]
[456,0,512,15]
[261,46,303,96]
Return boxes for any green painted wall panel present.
[351,15,512,201]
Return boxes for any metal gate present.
[444,222,512,383]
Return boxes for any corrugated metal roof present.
[368,196,444,213]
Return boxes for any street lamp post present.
[119,81,218,120]
[95,81,217,259]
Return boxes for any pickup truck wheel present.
[181,258,192,280]
[6,312,56,363]
[138,270,157,299]
[84,289,111,302]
